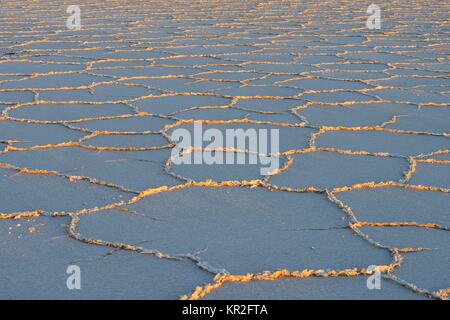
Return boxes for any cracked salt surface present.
[0,0,449,299]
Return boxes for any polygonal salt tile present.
[386,69,446,77]
[25,55,91,64]
[317,63,388,71]
[298,103,412,127]
[423,152,450,161]
[204,276,426,300]
[0,104,11,113]
[0,216,212,299]
[89,61,150,68]
[409,163,450,189]
[310,70,389,81]
[168,151,287,181]
[0,147,180,192]
[193,71,262,81]
[81,133,170,149]
[371,89,448,105]
[69,115,175,133]
[296,55,342,64]
[233,98,303,113]
[360,226,450,250]
[393,249,450,296]
[122,77,241,94]
[0,76,26,83]
[246,75,298,86]
[37,84,155,102]
[133,95,231,115]
[384,106,450,134]
[7,103,134,122]
[280,78,372,90]
[157,57,233,67]
[243,63,317,74]
[216,53,294,63]
[268,152,406,190]
[76,187,390,274]
[301,91,375,103]
[341,52,410,64]
[241,112,302,124]
[0,142,7,153]
[0,167,130,214]
[0,74,110,90]
[0,61,85,74]
[0,91,35,103]
[166,122,315,153]
[119,77,196,90]
[219,86,302,98]
[0,120,85,148]
[335,186,450,226]
[91,66,204,78]
[367,77,450,89]
[317,130,450,157]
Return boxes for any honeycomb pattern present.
[0,0,449,299]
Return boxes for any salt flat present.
[0,0,449,300]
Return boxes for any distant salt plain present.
[0,0,449,300]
